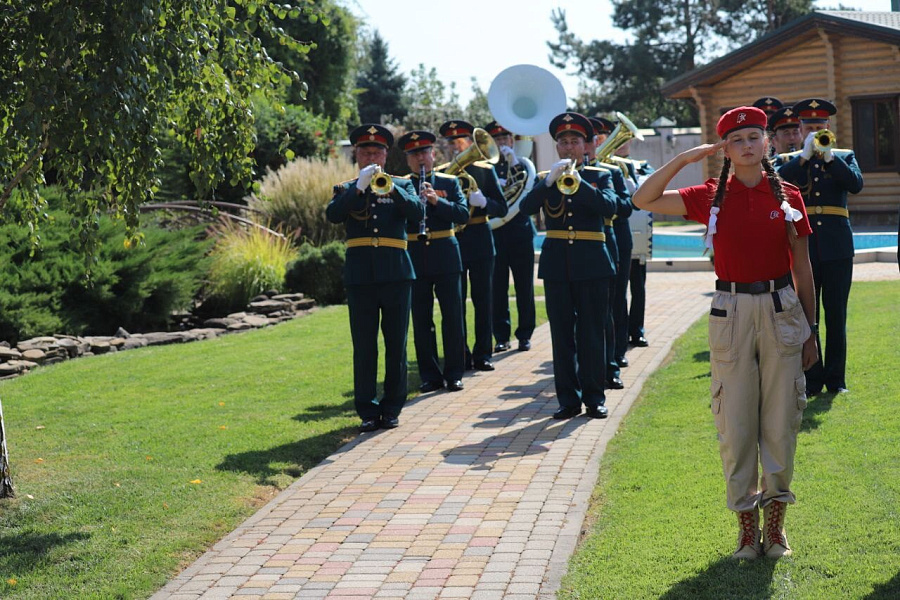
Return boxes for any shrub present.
[284,241,346,305]
[204,221,299,314]
[0,188,211,343]
[247,156,356,246]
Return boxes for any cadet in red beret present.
[633,106,818,560]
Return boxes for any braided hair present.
[761,156,799,242]
[702,157,731,254]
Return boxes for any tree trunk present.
[0,398,14,498]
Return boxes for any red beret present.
[716,106,768,139]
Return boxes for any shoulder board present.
[434,171,456,179]
[472,160,495,168]
[398,174,412,180]
[434,161,451,171]
[778,151,802,160]
[537,170,550,178]
[599,162,621,171]
[582,165,609,173]
[832,148,853,154]
[609,156,632,164]
[337,178,354,186]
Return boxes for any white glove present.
[800,132,815,161]
[623,177,637,194]
[823,147,834,163]
[468,189,487,208]
[544,159,571,187]
[500,145,519,166]
[356,164,378,192]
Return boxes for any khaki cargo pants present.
[708,284,811,513]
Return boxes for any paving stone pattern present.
[153,264,897,600]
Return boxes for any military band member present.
[753,97,784,158]
[326,124,425,432]
[768,107,802,155]
[776,98,864,395]
[591,116,634,377]
[439,120,509,371]
[614,141,655,348]
[484,120,537,354]
[519,112,618,419]
[398,130,469,394]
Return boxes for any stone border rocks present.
[0,292,315,380]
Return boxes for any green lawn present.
[0,300,546,598]
[560,280,900,599]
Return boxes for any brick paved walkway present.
[154,264,897,600]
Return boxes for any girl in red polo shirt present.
[634,107,818,560]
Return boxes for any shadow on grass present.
[659,556,777,600]
[216,428,357,486]
[293,398,355,423]
[0,531,90,574]
[863,569,900,599]
[800,391,836,433]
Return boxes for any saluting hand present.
[680,140,727,165]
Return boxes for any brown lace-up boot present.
[763,501,792,557]
[732,508,761,559]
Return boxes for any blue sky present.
[348,0,894,104]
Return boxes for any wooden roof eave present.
[662,12,900,100]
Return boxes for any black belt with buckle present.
[715,273,792,294]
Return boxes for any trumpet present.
[813,129,836,154]
[371,165,394,195]
[556,159,581,195]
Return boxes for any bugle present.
[370,165,394,195]
[556,159,580,195]
[813,129,836,154]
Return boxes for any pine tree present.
[356,32,407,124]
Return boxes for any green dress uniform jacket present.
[326,177,424,422]
[519,166,617,410]
[456,161,509,364]
[776,149,864,394]
[491,157,537,347]
[405,172,469,384]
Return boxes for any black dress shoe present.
[419,380,445,393]
[806,387,822,397]
[381,416,399,429]
[359,419,380,433]
[606,377,624,390]
[630,336,649,347]
[517,339,532,351]
[473,359,495,371]
[494,342,510,352]
[447,379,464,392]
[585,406,608,419]
[616,356,629,368]
[552,406,581,420]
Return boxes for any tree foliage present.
[0,0,323,254]
[356,31,407,124]
[260,0,359,124]
[548,0,813,126]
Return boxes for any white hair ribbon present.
[780,200,803,223]
[705,206,720,249]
